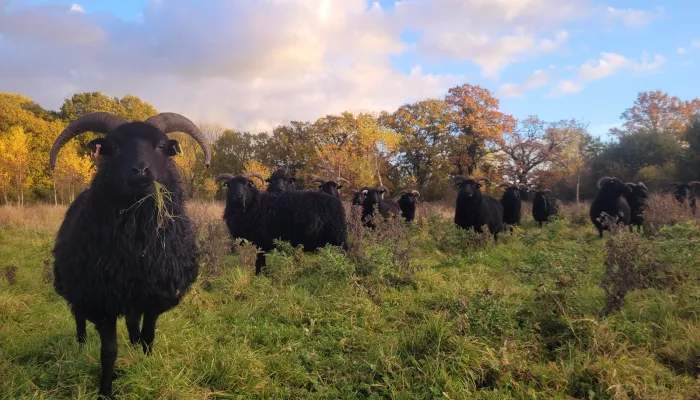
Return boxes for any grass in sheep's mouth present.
[122,182,177,230]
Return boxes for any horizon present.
[2,0,698,139]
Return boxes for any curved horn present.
[688,181,700,187]
[474,176,491,185]
[350,189,358,194]
[144,112,211,167]
[337,177,350,185]
[543,189,552,194]
[637,182,649,191]
[243,172,265,185]
[452,175,467,184]
[411,190,421,197]
[49,112,128,169]
[311,178,327,184]
[216,173,235,184]
[498,184,511,188]
[378,185,388,193]
[597,176,614,188]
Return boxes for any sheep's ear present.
[289,177,296,182]
[87,138,112,157]
[337,185,343,189]
[166,140,182,157]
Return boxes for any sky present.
[1,0,698,137]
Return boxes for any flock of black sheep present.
[44,113,700,398]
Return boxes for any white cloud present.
[678,47,688,55]
[0,0,667,130]
[69,4,84,13]
[499,68,554,98]
[548,51,665,97]
[548,80,582,97]
[606,6,664,27]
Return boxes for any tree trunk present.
[375,156,383,186]
[53,180,58,206]
[576,173,580,204]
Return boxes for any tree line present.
[0,86,698,205]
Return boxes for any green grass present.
[1,205,699,399]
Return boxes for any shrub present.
[599,229,682,316]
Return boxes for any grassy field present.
[1,196,699,399]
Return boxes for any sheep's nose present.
[131,163,150,176]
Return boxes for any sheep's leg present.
[125,310,142,346]
[598,228,603,238]
[255,253,266,275]
[74,309,87,346]
[96,316,118,399]
[140,311,160,356]
[629,225,633,233]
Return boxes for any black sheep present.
[498,183,522,232]
[49,112,210,398]
[350,188,365,206]
[625,182,649,232]
[312,177,349,199]
[217,173,347,274]
[589,177,632,238]
[453,176,504,241]
[531,189,559,227]
[518,184,534,202]
[266,168,296,194]
[666,181,700,214]
[397,190,420,222]
[360,186,402,228]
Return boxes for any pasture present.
[1,196,699,399]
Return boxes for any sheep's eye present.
[248,181,254,187]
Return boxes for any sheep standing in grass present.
[625,182,649,232]
[397,190,420,222]
[666,181,700,214]
[453,176,504,241]
[360,186,402,228]
[217,173,347,274]
[312,177,349,199]
[499,183,522,232]
[50,112,210,399]
[589,177,632,238]
[265,168,296,194]
[532,189,559,227]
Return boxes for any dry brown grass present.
[559,201,591,226]
[0,204,67,233]
[419,201,453,221]
[643,193,699,235]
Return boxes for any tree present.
[548,119,592,202]
[387,99,454,197]
[307,112,399,190]
[500,116,571,185]
[618,90,698,138]
[53,141,95,204]
[0,126,30,205]
[444,84,516,175]
[210,130,257,178]
[256,121,316,178]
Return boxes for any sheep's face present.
[601,179,632,196]
[320,181,341,198]
[398,192,418,206]
[457,180,482,199]
[88,123,180,199]
[518,187,530,200]
[351,191,364,206]
[629,185,649,200]
[361,188,386,210]
[265,170,295,194]
[502,187,521,201]
[225,177,258,208]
